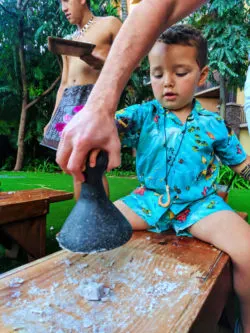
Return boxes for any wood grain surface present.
[0,231,231,333]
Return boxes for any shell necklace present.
[158,110,188,208]
[72,16,95,40]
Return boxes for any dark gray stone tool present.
[57,151,133,253]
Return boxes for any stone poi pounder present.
[57,151,133,254]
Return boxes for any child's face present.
[148,42,208,112]
[61,0,86,25]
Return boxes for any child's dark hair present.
[158,24,207,69]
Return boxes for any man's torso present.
[65,16,116,86]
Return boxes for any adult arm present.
[56,0,207,181]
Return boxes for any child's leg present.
[189,210,250,333]
[114,200,149,230]
[73,175,110,200]
[102,174,110,198]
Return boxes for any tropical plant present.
[90,0,120,17]
[0,0,120,170]
[186,0,250,118]
[23,157,61,172]
[119,58,153,108]
[217,165,250,190]
[0,0,72,170]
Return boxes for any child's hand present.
[78,149,101,184]
[88,149,101,168]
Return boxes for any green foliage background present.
[0,0,122,169]
[0,0,249,171]
[186,0,249,90]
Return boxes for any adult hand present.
[56,107,121,182]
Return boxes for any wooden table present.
[0,231,233,332]
[0,189,73,260]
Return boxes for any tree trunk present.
[219,75,226,119]
[14,15,28,171]
[9,0,60,170]
[14,103,27,170]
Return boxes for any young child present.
[41,0,122,197]
[113,25,250,333]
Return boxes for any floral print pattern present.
[115,99,247,234]
[55,105,84,136]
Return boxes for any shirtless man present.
[42,0,122,197]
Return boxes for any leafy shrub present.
[107,170,136,177]
[23,158,61,173]
[217,165,250,190]
[107,149,136,176]
[0,156,15,171]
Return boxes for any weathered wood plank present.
[0,189,73,258]
[2,216,47,259]
[0,199,48,225]
[0,189,73,207]
[0,231,231,332]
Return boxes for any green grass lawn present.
[0,171,138,273]
[0,171,249,274]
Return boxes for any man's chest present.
[75,28,112,52]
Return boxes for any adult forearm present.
[86,0,206,114]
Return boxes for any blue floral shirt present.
[115,99,247,215]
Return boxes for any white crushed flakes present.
[146,281,178,297]
[154,268,164,276]
[174,263,193,277]
[28,284,47,296]
[64,276,79,285]
[1,255,202,332]
[63,259,72,267]
[8,277,24,288]
[83,317,93,328]
[77,263,89,270]
[108,260,115,267]
[101,297,109,302]
[103,287,110,296]
[31,307,44,314]
[109,283,116,290]
[76,282,105,301]
[11,291,21,299]
[52,282,59,288]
